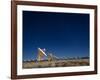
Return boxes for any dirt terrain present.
[23,59,89,68]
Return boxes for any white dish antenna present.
[38,48,47,56]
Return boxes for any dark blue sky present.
[23,11,89,60]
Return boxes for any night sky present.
[23,11,89,61]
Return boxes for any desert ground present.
[23,58,89,68]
